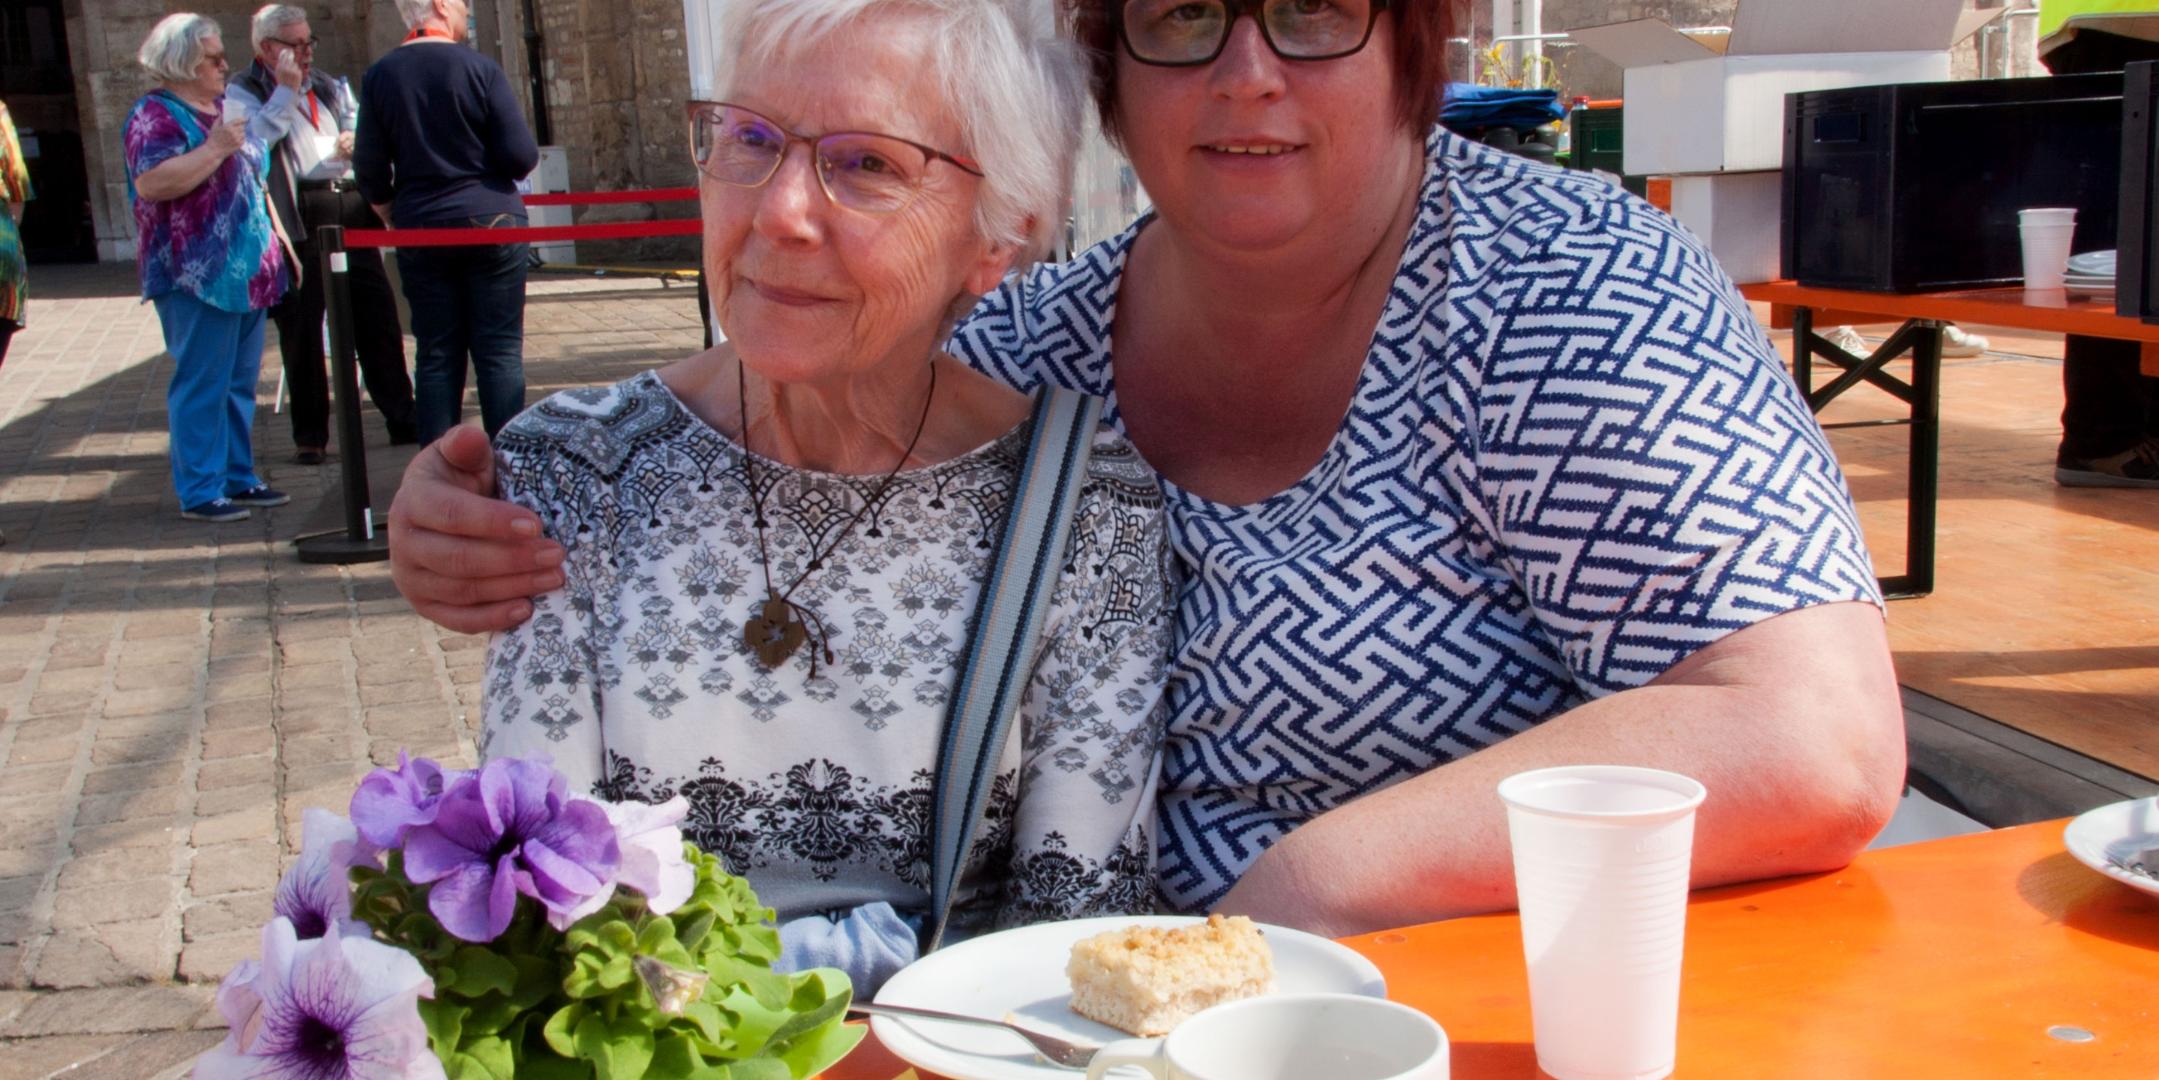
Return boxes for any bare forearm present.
[134,143,233,202]
[1215,603,1905,936]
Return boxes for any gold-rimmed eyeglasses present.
[1120,0,1389,67]
[686,100,984,215]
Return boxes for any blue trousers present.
[396,215,530,445]
[154,292,264,508]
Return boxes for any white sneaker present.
[1941,325,1989,357]
[1822,325,1868,356]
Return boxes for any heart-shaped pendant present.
[743,594,808,668]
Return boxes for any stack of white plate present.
[2064,250,2116,295]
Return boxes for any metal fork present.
[848,1001,1103,1069]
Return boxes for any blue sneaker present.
[181,498,250,523]
[227,485,291,507]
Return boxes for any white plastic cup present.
[2019,207,2077,291]
[219,97,248,126]
[1499,765,1708,1080]
[1083,993,1448,1080]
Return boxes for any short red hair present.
[1064,1,1453,143]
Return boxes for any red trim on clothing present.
[403,27,455,42]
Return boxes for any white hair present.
[715,0,1085,263]
[394,0,439,30]
[138,13,224,83]
[251,4,309,46]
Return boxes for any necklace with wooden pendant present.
[737,360,937,676]
[742,594,809,668]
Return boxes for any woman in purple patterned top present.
[124,12,293,523]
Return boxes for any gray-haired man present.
[229,3,417,464]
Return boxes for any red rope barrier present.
[521,187,698,206]
[344,220,701,249]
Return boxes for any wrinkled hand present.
[274,47,304,90]
[387,426,565,634]
[206,118,246,158]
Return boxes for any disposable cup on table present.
[1499,765,1707,1080]
[2018,207,2077,291]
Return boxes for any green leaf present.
[771,1017,867,1079]
[597,951,636,991]
[763,970,850,1049]
[724,1058,793,1080]
[509,953,558,1011]
[459,994,522,1039]
[543,1003,587,1058]
[644,1032,706,1080]
[677,999,732,1047]
[417,997,467,1057]
[446,1035,517,1080]
[574,1011,656,1080]
[515,1052,594,1080]
[699,953,789,1011]
[449,946,520,999]
[675,910,716,951]
[637,917,681,956]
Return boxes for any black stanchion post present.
[295,224,392,564]
[696,267,715,349]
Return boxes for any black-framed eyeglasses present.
[271,36,320,52]
[686,100,984,215]
[1120,0,1389,67]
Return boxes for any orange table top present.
[1739,279,2159,344]
[823,820,2159,1079]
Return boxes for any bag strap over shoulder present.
[923,386,1103,953]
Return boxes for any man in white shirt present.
[229,3,416,465]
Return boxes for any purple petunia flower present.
[274,809,378,941]
[194,917,443,1080]
[552,796,696,929]
[401,756,621,943]
[349,752,461,850]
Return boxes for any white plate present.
[870,915,1388,1080]
[2064,796,2159,898]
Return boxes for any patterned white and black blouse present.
[950,128,1884,912]
[481,370,1176,935]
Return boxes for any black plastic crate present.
[1567,106,1646,198]
[1782,73,2124,293]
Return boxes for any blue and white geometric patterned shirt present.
[949,128,1882,912]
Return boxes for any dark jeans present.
[2059,335,2159,463]
[2045,31,2159,462]
[396,213,529,445]
[0,317,15,368]
[273,186,414,449]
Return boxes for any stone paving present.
[0,262,704,1076]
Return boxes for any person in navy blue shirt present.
[354,0,538,446]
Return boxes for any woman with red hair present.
[389,0,1905,936]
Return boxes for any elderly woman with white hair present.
[476,0,1172,993]
[124,12,291,523]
